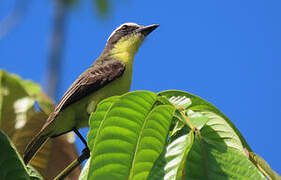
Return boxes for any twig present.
[179,110,194,130]
[54,148,90,180]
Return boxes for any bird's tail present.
[23,132,50,165]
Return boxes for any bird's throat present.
[110,35,144,64]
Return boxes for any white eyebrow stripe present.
[107,22,141,42]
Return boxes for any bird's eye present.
[121,25,128,30]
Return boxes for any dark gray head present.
[106,23,159,48]
[99,23,159,60]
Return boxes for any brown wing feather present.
[44,59,125,126]
[24,60,125,165]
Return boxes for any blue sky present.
[1,0,280,174]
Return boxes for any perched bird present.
[24,23,159,164]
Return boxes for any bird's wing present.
[45,59,125,125]
[24,59,125,164]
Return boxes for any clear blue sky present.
[1,0,280,174]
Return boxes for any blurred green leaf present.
[0,130,30,180]
[0,70,80,180]
[61,0,79,6]
[19,80,41,97]
[0,70,33,137]
[94,0,109,16]
[26,165,43,180]
[20,78,54,114]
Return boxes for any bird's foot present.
[82,147,90,159]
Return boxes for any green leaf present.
[167,111,248,178]
[157,90,268,179]
[167,95,191,109]
[164,132,194,180]
[0,130,30,180]
[87,95,121,151]
[19,80,41,98]
[87,91,175,180]
[183,134,266,180]
[158,90,252,151]
[147,149,167,180]
[187,110,208,130]
[200,110,244,153]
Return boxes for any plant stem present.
[180,110,194,130]
[54,148,90,180]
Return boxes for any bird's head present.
[103,23,159,62]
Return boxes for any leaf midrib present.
[128,105,156,180]
[198,134,210,180]
[90,99,118,155]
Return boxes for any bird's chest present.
[73,66,133,127]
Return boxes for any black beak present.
[137,24,160,36]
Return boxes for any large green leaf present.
[164,132,194,180]
[146,149,167,180]
[158,90,251,151]
[0,130,30,180]
[159,131,265,180]
[87,91,175,180]
[183,134,265,180]
[199,110,244,154]
[87,95,121,151]
[157,90,268,179]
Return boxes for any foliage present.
[0,130,30,180]
[86,91,175,179]
[0,71,280,180]
[0,70,80,180]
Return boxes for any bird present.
[23,23,159,164]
